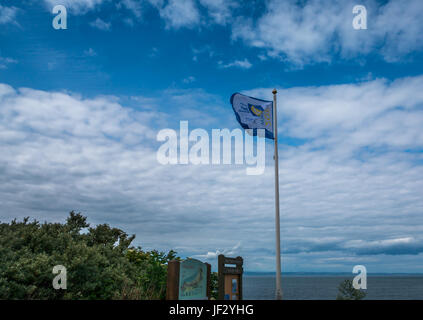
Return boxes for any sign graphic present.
[178,258,207,300]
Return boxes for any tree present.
[336,279,367,300]
[126,248,180,299]
[0,211,178,299]
[210,272,219,300]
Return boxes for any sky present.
[1,0,423,273]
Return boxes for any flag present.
[230,92,274,139]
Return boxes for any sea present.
[243,274,423,300]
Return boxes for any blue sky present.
[1,0,423,273]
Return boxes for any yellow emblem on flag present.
[249,105,263,117]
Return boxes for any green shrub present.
[210,272,219,300]
[336,279,366,300]
[0,211,178,300]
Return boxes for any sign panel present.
[218,255,244,300]
[178,258,207,300]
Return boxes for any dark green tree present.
[0,211,178,300]
[126,248,179,299]
[210,272,219,300]
[336,279,366,300]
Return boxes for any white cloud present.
[1,76,423,271]
[123,17,135,26]
[37,0,423,66]
[258,54,268,61]
[232,0,423,66]
[220,59,252,69]
[0,5,18,24]
[117,0,143,18]
[90,18,111,31]
[343,237,423,255]
[83,48,97,57]
[42,0,237,29]
[183,76,196,84]
[0,57,18,69]
[199,0,237,25]
[245,76,423,151]
[191,46,215,62]
[370,0,423,61]
[44,0,108,15]
[149,47,159,58]
[153,0,200,29]
[195,242,242,260]
[148,0,237,28]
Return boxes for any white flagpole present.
[273,88,282,300]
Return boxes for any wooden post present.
[166,260,180,300]
[238,256,243,300]
[218,255,243,300]
[218,254,225,300]
[206,263,211,300]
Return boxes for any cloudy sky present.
[1,0,423,273]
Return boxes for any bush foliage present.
[0,211,178,299]
[336,279,367,300]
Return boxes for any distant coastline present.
[244,272,423,276]
[243,274,423,299]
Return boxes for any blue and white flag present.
[230,92,274,139]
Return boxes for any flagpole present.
[273,88,282,300]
